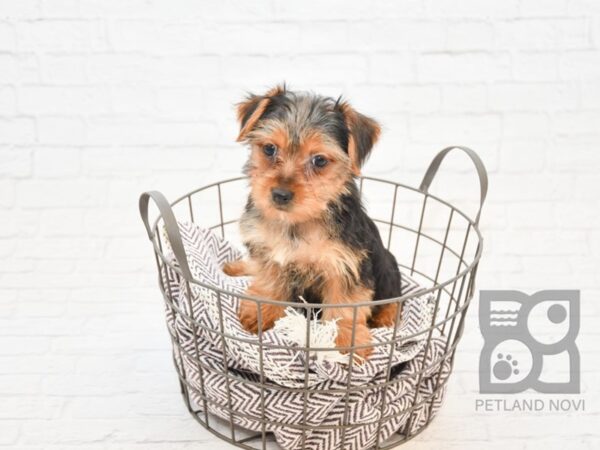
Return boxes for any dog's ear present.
[236,84,286,142]
[337,101,381,176]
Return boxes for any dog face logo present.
[479,290,580,394]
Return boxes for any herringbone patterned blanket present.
[162,222,450,450]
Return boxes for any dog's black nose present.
[271,188,294,206]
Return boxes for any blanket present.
[161,222,450,450]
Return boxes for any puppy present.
[224,85,402,360]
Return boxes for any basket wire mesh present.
[139,146,487,449]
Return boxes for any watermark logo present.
[479,290,580,394]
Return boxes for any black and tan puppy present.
[224,85,402,360]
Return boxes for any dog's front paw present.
[238,299,259,333]
[223,259,249,277]
[238,299,285,334]
[336,321,373,364]
[369,303,400,328]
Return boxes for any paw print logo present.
[485,338,532,386]
[479,290,580,394]
[493,353,519,380]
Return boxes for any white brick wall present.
[1,1,599,448]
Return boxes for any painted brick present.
[441,84,488,112]
[0,22,16,51]
[40,55,88,85]
[16,180,107,208]
[513,52,559,81]
[495,19,589,50]
[418,52,512,82]
[33,148,81,178]
[0,151,32,183]
[369,53,416,83]
[16,20,103,52]
[488,83,578,111]
[446,21,494,51]
[559,51,600,79]
[18,86,112,114]
[0,54,18,83]
[37,117,86,145]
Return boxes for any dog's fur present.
[224,85,402,360]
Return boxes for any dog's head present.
[236,84,380,224]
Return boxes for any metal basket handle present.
[419,146,488,225]
[139,191,193,281]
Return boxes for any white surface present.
[1,1,599,449]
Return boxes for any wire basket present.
[139,146,487,449]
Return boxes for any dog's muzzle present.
[271,188,294,206]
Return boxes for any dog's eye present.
[311,155,328,168]
[263,144,277,157]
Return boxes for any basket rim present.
[149,175,483,309]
